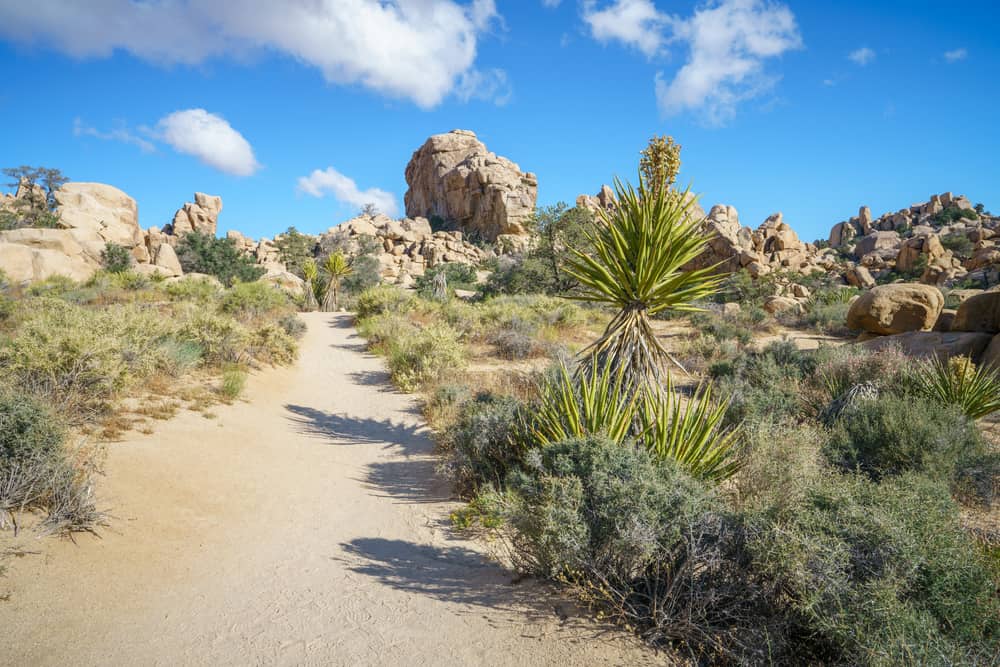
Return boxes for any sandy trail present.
[1,313,655,666]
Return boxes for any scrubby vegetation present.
[0,272,302,536]
[175,231,266,285]
[352,136,1000,664]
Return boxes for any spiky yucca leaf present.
[564,178,723,388]
[532,360,638,446]
[321,252,352,312]
[917,355,1000,419]
[640,379,741,482]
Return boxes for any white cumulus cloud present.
[0,0,503,109]
[297,167,398,217]
[944,48,967,63]
[655,0,802,125]
[155,109,260,177]
[582,0,668,57]
[849,47,876,66]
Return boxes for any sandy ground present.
[1,313,658,667]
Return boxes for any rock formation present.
[164,192,223,237]
[404,129,537,243]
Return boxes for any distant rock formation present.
[404,129,537,243]
[164,192,223,237]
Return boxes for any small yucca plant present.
[917,355,1000,419]
[532,359,740,481]
[301,258,319,311]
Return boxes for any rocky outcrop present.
[404,130,537,243]
[952,292,1000,333]
[862,330,993,362]
[164,192,223,237]
[846,283,944,335]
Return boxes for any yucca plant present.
[565,178,723,390]
[532,358,741,481]
[639,380,741,482]
[301,258,319,312]
[917,355,1000,419]
[532,360,638,446]
[321,252,352,312]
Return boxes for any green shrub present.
[711,341,816,426]
[175,231,265,286]
[273,226,316,278]
[279,313,307,339]
[916,355,1000,419]
[415,263,478,298]
[825,395,983,480]
[247,322,298,366]
[493,436,776,662]
[154,339,203,376]
[220,281,290,320]
[386,322,465,392]
[340,254,381,297]
[355,285,415,319]
[162,275,223,303]
[749,472,1000,665]
[356,313,419,352]
[489,317,538,359]
[100,242,133,273]
[219,364,247,401]
[177,311,250,366]
[940,233,974,259]
[952,451,1000,509]
[439,392,528,496]
[0,393,64,463]
[933,207,979,225]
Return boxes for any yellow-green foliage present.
[247,322,298,366]
[386,322,466,392]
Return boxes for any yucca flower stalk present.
[564,177,723,390]
[321,252,352,312]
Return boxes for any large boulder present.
[404,129,537,242]
[54,182,143,248]
[952,292,1000,333]
[0,242,94,283]
[165,192,223,237]
[846,283,944,335]
[854,231,900,257]
[862,330,993,361]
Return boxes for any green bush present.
[161,275,223,303]
[825,395,983,480]
[0,393,64,463]
[493,436,777,662]
[414,263,478,299]
[711,341,816,426]
[273,226,316,278]
[439,392,528,496]
[246,322,298,366]
[177,311,250,366]
[489,317,538,359]
[941,233,974,259]
[100,242,133,273]
[279,313,307,339]
[749,472,1000,665]
[386,322,465,392]
[934,207,979,225]
[355,285,415,319]
[952,451,1000,509]
[220,281,290,320]
[175,231,265,286]
[219,364,247,401]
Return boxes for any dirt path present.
[1,313,656,666]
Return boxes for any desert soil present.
[1,313,657,666]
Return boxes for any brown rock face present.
[404,130,537,242]
[846,283,944,334]
[952,292,1000,333]
[862,330,993,362]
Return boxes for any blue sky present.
[1,0,996,243]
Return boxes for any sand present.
[1,313,658,666]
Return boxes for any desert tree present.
[301,258,319,311]
[321,251,352,311]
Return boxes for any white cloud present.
[582,0,668,57]
[822,78,836,86]
[944,48,968,63]
[655,0,802,125]
[297,167,398,217]
[155,109,260,177]
[849,47,875,66]
[456,68,512,105]
[0,0,502,109]
[73,118,156,153]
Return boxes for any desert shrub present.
[221,281,290,320]
[340,254,381,298]
[940,233,974,259]
[161,275,222,303]
[439,392,529,496]
[273,226,316,278]
[0,393,64,463]
[711,341,816,426]
[355,285,415,319]
[106,269,150,291]
[25,275,78,298]
[489,316,538,359]
[177,311,250,366]
[355,313,419,352]
[100,242,133,273]
[175,231,265,286]
[482,255,553,296]
[0,294,13,323]
[689,311,754,345]
[386,322,465,392]
[733,420,824,514]
[749,472,1000,665]
[0,450,104,536]
[808,344,916,415]
[916,355,1000,419]
[492,436,778,662]
[825,395,983,480]
[246,322,298,365]
[797,301,852,335]
[219,364,247,401]
[279,313,307,339]
[934,207,979,225]
[154,339,203,377]
[952,451,1000,508]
